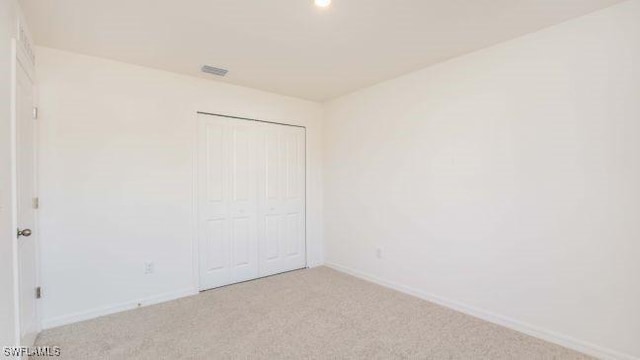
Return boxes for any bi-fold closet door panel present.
[198,114,305,291]
[257,123,306,277]
[198,116,259,291]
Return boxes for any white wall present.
[1,0,20,349]
[324,1,640,359]
[35,47,324,328]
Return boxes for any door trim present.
[192,111,308,291]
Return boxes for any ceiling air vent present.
[201,65,229,77]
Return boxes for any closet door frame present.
[193,111,307,291]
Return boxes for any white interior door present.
[198,115,259,290]
[258,123,306,277]
[15,52,39,346]
[198,114,306,291]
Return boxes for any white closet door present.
[198,113,306,291]
[198,115,259,290]
[258,124,306,277]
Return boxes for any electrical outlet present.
[376,248,383,259]
[144,261,154,274]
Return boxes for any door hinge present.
[32,197,39,209]
[33,107,38,120]
[36,287,42,299]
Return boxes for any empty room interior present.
[1,0,639,359]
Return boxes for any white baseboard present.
[325,262,637,360]
[42,288,198,330]
[307,261,324,268]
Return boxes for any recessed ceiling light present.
[315,0,331,8]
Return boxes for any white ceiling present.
[21,0,625,101]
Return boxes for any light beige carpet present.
[36,267,593,359]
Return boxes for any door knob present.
[17,228,32,238]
